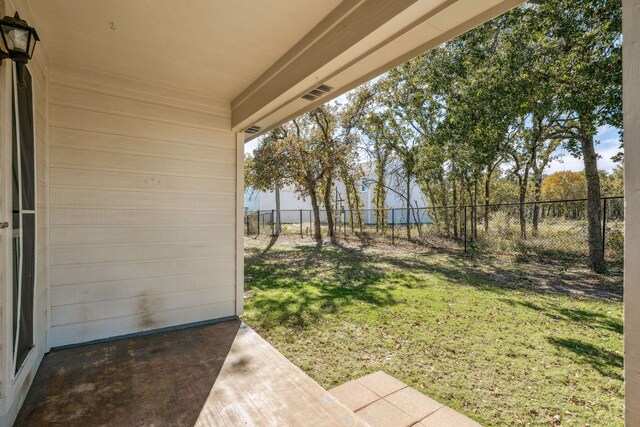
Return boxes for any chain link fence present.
[245,196,624,264]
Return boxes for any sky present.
[546,125,621,174]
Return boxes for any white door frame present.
[0,59,38,414]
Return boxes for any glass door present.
[12,63,35,374]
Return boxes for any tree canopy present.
[246,0,621,272]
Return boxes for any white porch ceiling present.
[25,0,524,135]
[26,0,341,101]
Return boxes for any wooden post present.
[300,209,303,237]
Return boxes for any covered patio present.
[15,318,482,426]
[15,319,367,426]
[0,0,638,425]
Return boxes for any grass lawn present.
[242,235,623,427]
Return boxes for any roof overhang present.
[24,0,524,141]
[236,0,525,141]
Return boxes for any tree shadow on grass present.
[390,251,623,301]
[500,298,623,335]
[552,307,623,334]
[244,245,398,329]
[244,238,621,331]
[547,337,623,380]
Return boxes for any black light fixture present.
[0,12,39,64]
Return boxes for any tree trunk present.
[442,178,450,237]
[345,184,355,233]
[406,173,412,240]
[352,180,364,233]
[582,134,606,273]
[309,190,322,240]
[473,177,479,239]
[466,185,473,239]
[356,199,364,234]
[324,179,335,238]
[410,201,423,238]
[375,166,386,234]
[532,174,543,236]
[275,183,282,234]
[484,166,493,234]
[343,174,362,234]
[518,176,527,239]
[452,178,458,239]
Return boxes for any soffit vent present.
[245,125,261,134]
[301,84,333,101]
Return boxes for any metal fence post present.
[271,209,275,236]
[463,205,467,253]
[300,209,303,237]
[602,197,607,257]
[391,208,395,245]
[257,210,260,235]
[309,210,312,236]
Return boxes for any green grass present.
[242,236,623,427]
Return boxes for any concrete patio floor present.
[330,371,482,427]
[15,319,366,426]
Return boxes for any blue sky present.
[546,125,621,174]
[244,136,261,156]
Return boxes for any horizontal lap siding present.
[50,302,236,346]
[48,69,235,347]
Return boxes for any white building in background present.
[245,185,312,212]
[358,160,428,207]
[244,160,430,224]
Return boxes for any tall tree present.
[339,87,374,232]
[533,0,621,272]
[248,116,328,240]
[309,106,339,238]
[358,110,392,233]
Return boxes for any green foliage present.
[247,102,371,239]
[247,0,622,269]
[363,0,620,268]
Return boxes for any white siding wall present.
[47,65,237,347]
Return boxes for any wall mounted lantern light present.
[0,12,39,65]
